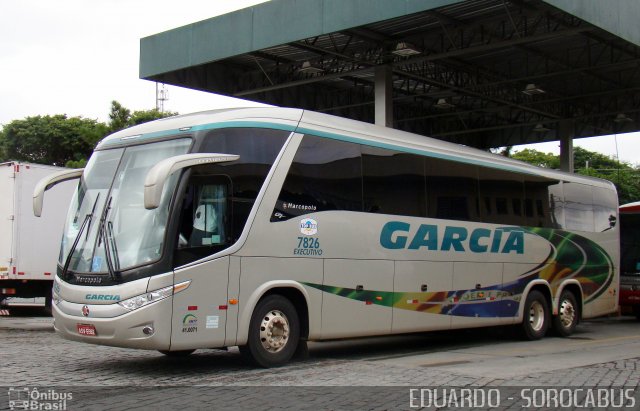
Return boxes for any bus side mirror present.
[33,168,83,217]
[144,153,239,210]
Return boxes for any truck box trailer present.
[0,162,75,311]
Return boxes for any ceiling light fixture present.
[533,123,550,133]
[434,98,455,109]
[297,61,324,74]
[522,83,545,96]
[613,113,633,123]
[391,42,421,57]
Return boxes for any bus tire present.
[520,290,549,340]
[633,306,640,321]
[158,349,195,357]
[240,294,300,368]
[552,290,578,337]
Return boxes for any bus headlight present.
[118,280,191,311]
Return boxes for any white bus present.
[35,108,619,367]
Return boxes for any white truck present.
[0,162,75,312]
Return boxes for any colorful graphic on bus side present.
[303,227,613,318]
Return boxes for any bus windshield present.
[60,138,191,274]
[621,212,640,276]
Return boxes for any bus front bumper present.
[52,296,172,350]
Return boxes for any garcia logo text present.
[380,222,524,254]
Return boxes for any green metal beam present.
[139,0,462,79]
[543,0,640,47]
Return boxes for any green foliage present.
[512,148,560,169]
[572,146,640,204]
[131,108,177,126]
[573,146,626,170]
[108,100,177,134]
[108,100,131,134]
[65,158,89,168]
[512,147,640,204]
[0,115,105,166]
[0,101,178,168]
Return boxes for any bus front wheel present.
[520,290,549,340]
[240,294,300,368]
[552,290,579,337]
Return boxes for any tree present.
[0,101,179,168]
[511,147,640,204]
[511,148,560,169]
[107,100,177,134]
[0,115,106,166]
[108,100,131,134]
[572,146,640,204]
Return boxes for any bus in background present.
[34,108,619,367]
[619,202,640,319]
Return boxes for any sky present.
[1,0,639,166]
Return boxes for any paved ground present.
[1,312,639,410]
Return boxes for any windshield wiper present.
[62,193,100,280]
[107,221,120,271]
[98,196,119,281]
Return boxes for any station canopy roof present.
[140,0,640,149]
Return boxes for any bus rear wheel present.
[240,294,300,368]
[552,290,578,337]
[520,290,549,340]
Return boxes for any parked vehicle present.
[36,108,619,366]
[0,162,75,312]
[619,202,640,319]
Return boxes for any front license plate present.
[77,323,97,336]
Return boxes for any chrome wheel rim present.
[259,310,290,353]
[559,299,576,329]
[529,300,545,332]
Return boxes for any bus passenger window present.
[496,198,508,215]
[564,182,594,232]
[273,135,362,221]
[592,186,618,232]
[426,158,479,222]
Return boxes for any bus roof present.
[96,107,615,190]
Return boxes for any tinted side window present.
[426,158,479,222]
[477,167,524,225]
[621,213,640,274]
[273,135,362,221]
[195,128,289,239]
[362,147,426,217]
[592,186,618,232]
[547,182,565,229]
[524,178,560,228]
[564,182,594,232]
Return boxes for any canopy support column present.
[374,65,393,128]
[559,121,575,173]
